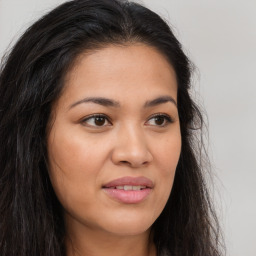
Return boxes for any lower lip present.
[103,188,152,204]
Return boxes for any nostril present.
[120,160,130,165]
[119,160,149,167]
[111,146,153,168]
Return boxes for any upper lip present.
[103,176,154,188]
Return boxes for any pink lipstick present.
[102,176,153,204]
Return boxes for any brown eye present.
[82,114,111,127]
[146,114,173,127]
[94,116,106,126]
[154,116,165,126]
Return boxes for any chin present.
[99,211,155,236]
[105,223,152,237]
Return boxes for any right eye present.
[81,114,111,127]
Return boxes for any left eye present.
[81,114,111,127]
[146,114,173,127]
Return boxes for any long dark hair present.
[0,0,224,255]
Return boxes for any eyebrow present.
[143,96,177,108]
[69,95,177,109]
[69,97,120,109]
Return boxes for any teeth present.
[124,185,133,191]
[132,186,142,191]
[115,185,146,191]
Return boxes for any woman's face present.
[47,44,181,237]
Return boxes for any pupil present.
[95,117,105,126]
[155,116,164,125]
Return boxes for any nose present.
[111,124,153,168]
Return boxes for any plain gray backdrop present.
[0,0,255,255]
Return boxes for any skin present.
[47,43,181,256]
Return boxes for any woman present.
[0,0,224,255]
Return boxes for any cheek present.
[47,128,104,213]
[154,132,181,175]
[151,132,181,207]
[48,123,109,175]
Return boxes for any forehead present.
[60,43,177,107]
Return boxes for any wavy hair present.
[0,0,224,255]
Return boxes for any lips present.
[102,176,153,204]
[103,176,153,188]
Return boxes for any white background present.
[0,0,255,255]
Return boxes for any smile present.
[107,185,147,190]
[102,176,153,204]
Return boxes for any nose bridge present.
[111,121,153,167]
[122,122,145,149]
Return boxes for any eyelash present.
[81,114,112,127]
[146,113,174,127]
[81,113,174,128]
